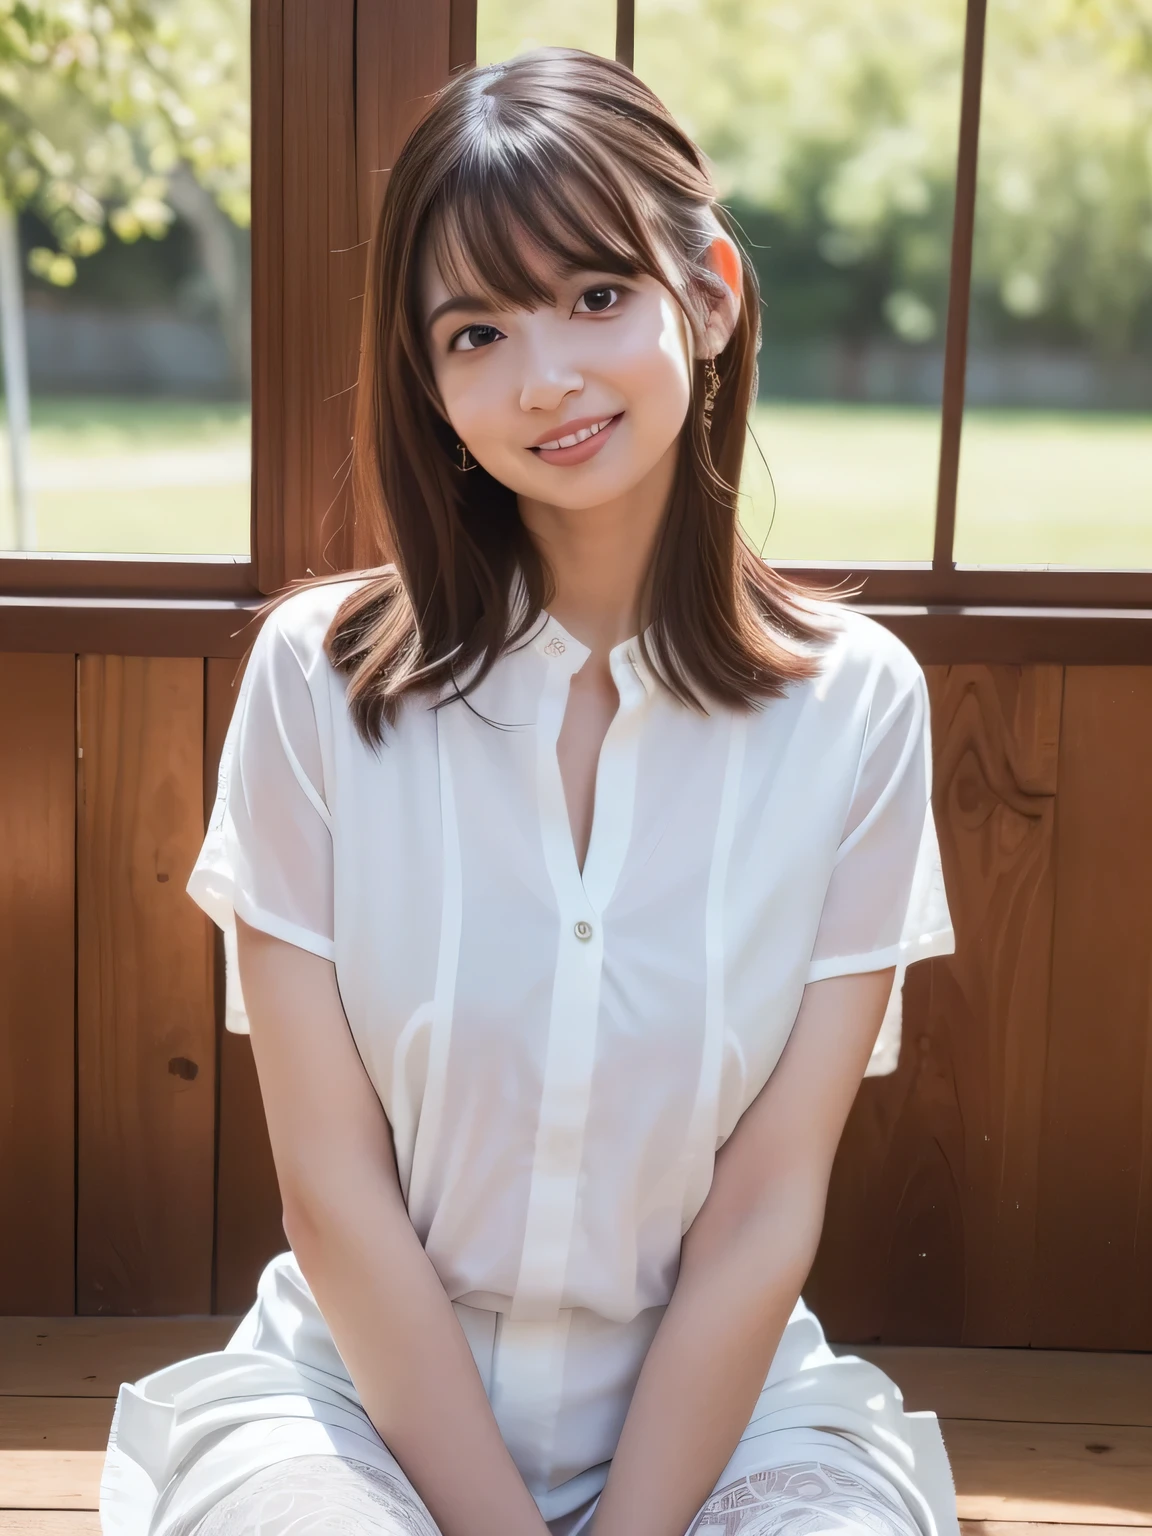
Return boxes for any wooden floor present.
[0,1319,1150,1532]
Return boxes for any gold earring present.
[703,357,721,426]
[456,440,477,472]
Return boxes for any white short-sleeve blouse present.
[192,575,953,1308]
[185,574,955,1506]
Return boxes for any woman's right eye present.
[450,323,503,353]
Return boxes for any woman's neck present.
[517,438,676,656]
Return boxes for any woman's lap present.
[688,1460,921,1536]
[134,1319,926,1536]
[188,1453,435,1535]
[144,1417,410,1536]
[178,1446,919,1536]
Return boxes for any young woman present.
[101,47,957,1536]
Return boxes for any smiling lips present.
[532,414,615,451]
[530,412,622,465]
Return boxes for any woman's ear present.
[699,229,743,359]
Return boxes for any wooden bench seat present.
[1,1319,1150,1532]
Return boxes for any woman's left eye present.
[574,286,621,314]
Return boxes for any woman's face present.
[419,228,703,511]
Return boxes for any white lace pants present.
[188,1453,922,1536]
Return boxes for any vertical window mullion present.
[250,0,284,595]
[933,0,988,575]
[616,0,635,69]
[450,0,478,72]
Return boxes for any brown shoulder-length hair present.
[325,45,840,744]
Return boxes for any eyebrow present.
[425,294,495,333]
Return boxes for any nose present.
[518,330,583,414]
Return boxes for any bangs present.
[335,46,834,745]
[424,126,676,316]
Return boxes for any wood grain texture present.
[0,1456,102,1516]
[351,0,460,568]
[205,659,287,1313]
[349,0,455,570]
[6,602,1152,666]
[0,1401,108,1511]
[0,1517,101,1533]
[214,1027,286,1313]
[355,0,452,239]
[1033,668,1152,1349]
[943,1418,1152,1525]
[449,0,477,71]
[960,1527,1150,1536]
[834,1344,1152,1428]
[807,665,1063,1344]
[0,657,76,1316]
[0,1398,113,1450]
[255,0,361,591]
[75,658,216,1315]
[0,1317,237,1398]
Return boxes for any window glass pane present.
[636,0,966,561]
[954,0,1152,568]
[0,2,251,557]
[478,0,617,66]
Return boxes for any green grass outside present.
[13,397,252,454]
[1,395,1148,567]
[0,398,252,556]
[744,402,1152,568]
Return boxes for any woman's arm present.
[589,966,898,1536]
[236,917,551,1536]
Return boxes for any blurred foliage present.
[477,0,617,62]
[484,0,1152,353]
[973,0,1152,351]
[7,0,1151,346]
[0,0,249,285]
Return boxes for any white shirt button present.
[574,920,593,941]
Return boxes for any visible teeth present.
[537,416,614,452]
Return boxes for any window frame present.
[1,0,1149,665]
[625,0,1149,613]
[0,1,454,652]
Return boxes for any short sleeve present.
[806,657,955,1075]
[187,606,336,1031]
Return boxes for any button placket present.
[510,626,606,1329]
[511,610,651,1331]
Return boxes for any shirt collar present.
[505,567,658,699]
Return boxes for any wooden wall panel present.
[2,641,1151,1339]
[355,0,453,238]
[205,659,286,1313]
[347,0,456,570]
[808,665,1063,1345]
[254,0,361,592]
[1032,667,1152,1349]
[76,658,216,1314]
[0,656,76,1315]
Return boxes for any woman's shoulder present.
[796,596,925,703]
[756,597,926,752]
[253,572,378,680]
